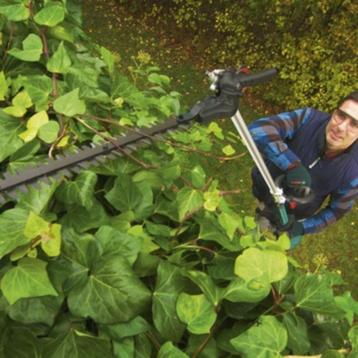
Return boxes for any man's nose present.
[337,119,349,131]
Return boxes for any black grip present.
[238,68,278,88]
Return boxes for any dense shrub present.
[122,0,357,111]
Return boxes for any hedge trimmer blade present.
[0,68,278,206]
[0,117,186,203]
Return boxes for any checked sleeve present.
[302,177,358,234]
[248,108,314,171]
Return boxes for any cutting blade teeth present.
[126,144,139,152]
[16,184,29,193]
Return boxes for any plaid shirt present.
[249,108,358,234]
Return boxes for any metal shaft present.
[231,110,285,204]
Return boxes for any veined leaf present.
[40,223,62,257]
[24,211,49,239]
[22,75,52,111]
[190,165,206,189]
[176,293,217,335]
[158,342,189,358]
[177,187,204,221]
[0,208,30,259]
[282,312,310,355]
[105,173,143,212]
[185,270,223,306]
[0,3,30,22]
[34,2,65,27]
[224,278,270,303]
[0,110,25,161]
[46,42,72,74]
[38,120,60,143]
[234,247,288,285]
[67,256,151,324]
[53,88,86,116]
[56,170,97,209]
[152,261,187,342]
[7,295,63,326]
[294,274,343,315]
[231,315,288,357]
[8,34,43,62]
[1,257,58,305]
[42,330,112,358]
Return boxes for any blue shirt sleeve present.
[248,108,314,171]
[302,177,358,234]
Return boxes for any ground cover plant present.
[0,0,357,356]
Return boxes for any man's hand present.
[274,213,304,249]
[288,221,304,249]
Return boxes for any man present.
[249,91,358,244]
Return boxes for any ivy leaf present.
[282,312,310,355]
[17,179,59,214]
[148,73,170,87]
[100,46,115,74]
[49,25,75,43]
[40,223,62,257]
[4,90,33,118]
[27,111,49,129]
[8,34,43,62]
[158,342,189,358]
[46,42,72,74]
[0,3,30,22]
[0,110,24,161]
[230,315,287,357]
[184,270,223,306]
[38,120,60,143]
[203,189,221,211]
[53,88,86,116]
[22,75,53,111]
[222,144,236,156]
[99,316,150,340]
[95,225,142,266]
[0,208,30,260]
[42,330,112,358]
[190,165,206,189]
[105,173,143,212]
[218,212,242,240]
[223,278,271,303]
[177,187,204,221]
[152,261,187,343]
[56,170,97,209]
[68,255,151,324]
[335,291,358,325]
[176,293,217,335]
[234,247,288,284]
[294,274,343,315]
[34,2,65,27]
[1,257,58,305]
[24,211,49,240]
[0,71,9,100]
[7,295,63,326]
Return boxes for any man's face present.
[325,99,358,153]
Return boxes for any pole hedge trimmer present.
[0,68,306,243]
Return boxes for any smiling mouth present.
[329,131,343,141]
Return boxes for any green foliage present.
[0,1,357,356]
[142,0,357,111]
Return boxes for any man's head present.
[325,91,358,154]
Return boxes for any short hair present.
[338,90,358,107]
